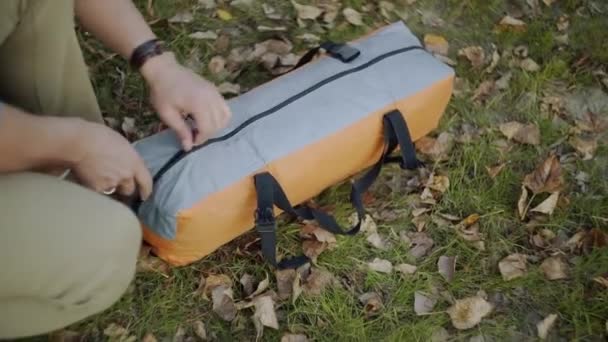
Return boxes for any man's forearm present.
[74,0,156,61]
[0,103,83,173]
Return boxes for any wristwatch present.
[129,38,166,70]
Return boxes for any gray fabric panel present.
[134,21,454,239]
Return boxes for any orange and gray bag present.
[131,21,455,268]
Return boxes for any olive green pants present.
[0,0,142,339]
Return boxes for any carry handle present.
[253,110,422,269]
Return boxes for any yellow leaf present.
[217,9,233,21]
[424,34,449,56]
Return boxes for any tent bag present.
[132,21,455,267]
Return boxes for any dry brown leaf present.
[430,328,450,342]
[518,185,529,220]
[302,240,329,261]
[408,232,435,258]
[438,255,457,282]
[485,49,501,73]
[583,228,608,252]
[168,10,194,23]
[540,256,569,280]
[471,80,496,102]
[292,1,322,20]
[200,274,233,297]
[173,326,185,342]
[542,0,556,6]
[343,8,363,26]
[498,253,528,281]
[499,121,540,145]
[188,31,218,40]
[413,207,431,217]
[415,132,454,160]
[240,273,255,296]
[426,174,450,193]
[142,333,158,342]
[520,58,541,72]
[208,56,226,75]
[530,192,560,215]
[453,214,484,249]
[249,274,270,298]
[593,275,608,288]
[496,72,513,90]
[447,296,494,330]
[367,232,389,250]
[281,334,309,342]
[218,82,240,95]
[420,10,445,27]
[193,320,207,340]
[303,268,337,296]
[557,15,569,31]
[396,263,418,275]
[498,15,527,31]
[570,135,598,160]
[537,313,558,340]
[458,46,485,68]
[575,110,608,134]
[359,292,383,317]
[379,1,396,19]
[523,154,564,194]
[212,285,237,321]
[301,224,336,244]
[368,258,393,274]
[412,214,430,232]
[262,3,282,19]
[486,163,506,179]
[276,269,297,301]
[253,295,279,332]
[136,246,170,277]
[424,34,449,56]
[414,291,437,315]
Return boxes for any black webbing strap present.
[253,110,421,269]
[292,41,361,71]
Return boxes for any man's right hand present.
[70,120,153,200]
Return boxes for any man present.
[0,0,231,338]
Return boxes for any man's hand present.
[141,53,232,151]
[71,121,153,200]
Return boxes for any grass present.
[19,0,608,341]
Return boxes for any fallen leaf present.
[188,31,218,40]
[593,275,608,288]
[542,0,556,6]
[168,10,194,23]
[281,334,309,342]
[252,295,279,334]
[520,58,541,72]
[408,232,435,258]
[414,291,437,315]
[537,313,558,340]
[368,258,393,273]
[359,292,383,317]
[471,80,496,102]
[218,82,240,95]
[498,15,527,30]
[136,246,170,276]
[518,186,529,220]
[303,268,337,296]
[292,1,322,20]
[498,253,528,281]
[142,333,157,342]
[420,10,445,27]
[557,15,569,31]
[412,207,431,217]
[249,274,271,298]
[199,0,216,10]
[540,256,569,280]
[458,46,485,68]
[426,174,450,193]
[214,34,231,54]
[570,135,598,160]
[343,8,363,26]
[447,296,494,330]
[379,1,396,19]
[523,154,564,194]
[276,269,297,300]
[104,323,135,342]
[412,214,430,232]
[499,121,540,145]
[367,232,389,250]
[216,9,233,21]
[415,132,454,160]
[486,163,506,179]
[454,214,484,249]
[353,214,377,234]
[485,48,501,73]
[302,240,329,261]
[230,0,253,7]
[430,328,450,342]
[262,3,282,19]
[240,273,255,296]
[208,56,226,75]
[582,228,608,253]
[121,116,136,138]
[424,34,449,56]
[396,263,418,275]
[193,321,207,340]
[438,255,457,282]
[300,224,336,244]
[297,33,321,45]
[495,72,513,90]
[200,274,233,298]
[530,192,560,215]
[212,285,237,321]
[173,326,185,342]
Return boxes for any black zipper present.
[151,45,425,184]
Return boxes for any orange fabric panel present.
[142,74,454,266]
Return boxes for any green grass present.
[20,0,608,341]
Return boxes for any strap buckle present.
[254,207,275,233]
[321,42,361,63]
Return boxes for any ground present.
[30,0,608,341]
